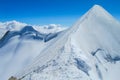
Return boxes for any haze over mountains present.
[0,21,65,80]
[0,5,120,80]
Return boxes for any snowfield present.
[0,21,66,80]
[0,5,120,80]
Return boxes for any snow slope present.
[0,21,66,80]
[15,5,120,80]
[0,28,7,39]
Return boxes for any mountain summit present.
[14,4,120,80]
[2,5,120,80]
[76,4,120,25]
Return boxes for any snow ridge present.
[15,4,120,80]
[0,21,66,80]
[1,4,120,80]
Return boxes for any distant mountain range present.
[0,21,66,80]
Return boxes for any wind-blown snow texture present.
[0,21,65,80]
[1,4,120,80]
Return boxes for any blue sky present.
[0,0,120,26]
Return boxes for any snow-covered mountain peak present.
[89,4,107,15]
[78,4,117,24]
[71,4,120,57]
[91,4,103,11]
[1,5,120,80]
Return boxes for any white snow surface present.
[0,21,66,80]
[1,4,120,80]
[0,20,65,33]
[0,28,7,39]
[15,5,120,80]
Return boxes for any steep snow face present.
[68,5,120,80]
[0,28,7,39]
[0,24,66,80]
[16,5,120,80]
[21,38,93,80]
[71,4,120,60]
